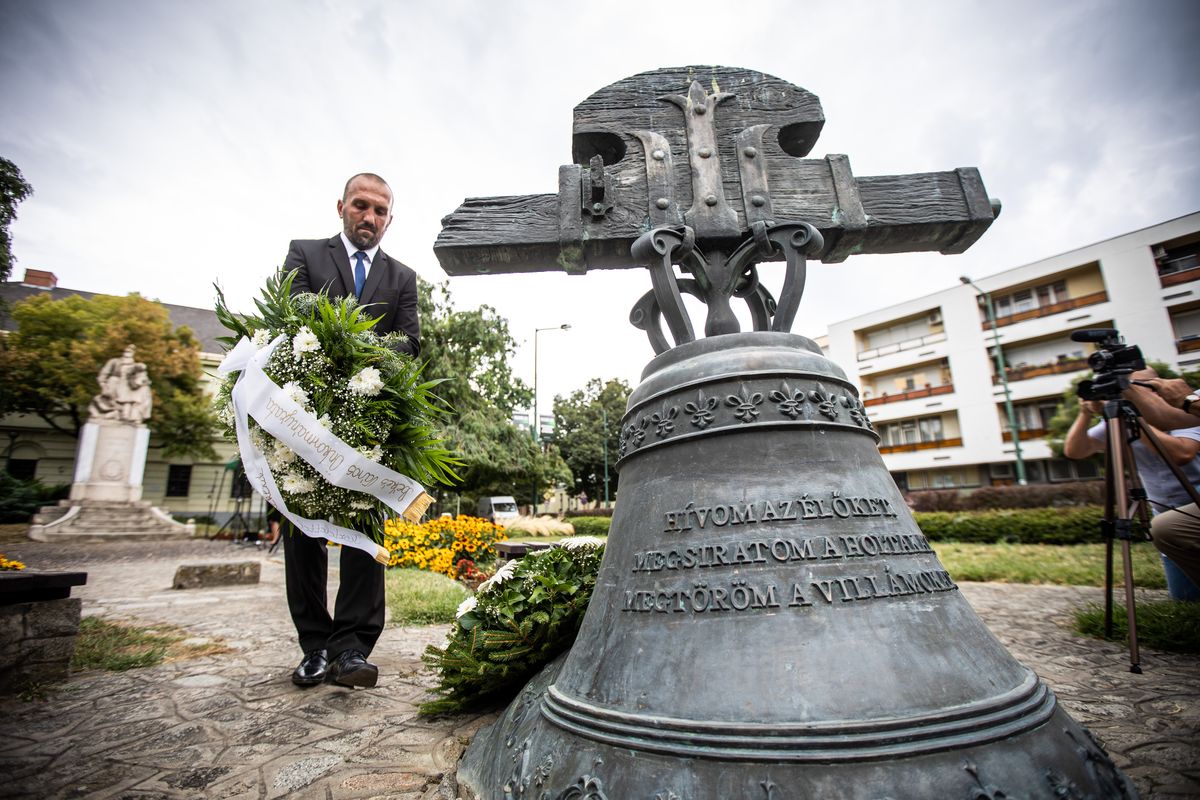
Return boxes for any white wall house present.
[824,212,1200,492]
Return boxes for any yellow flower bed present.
[0,554,26,571]
[382,514,507,577]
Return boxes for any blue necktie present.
[353,251,367,298]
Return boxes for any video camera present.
[1072,328,1146,401]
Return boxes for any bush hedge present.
[566,516,611,537]
[906,482,1104,512]
[914,506,1112,545]
[567,508,1114,545]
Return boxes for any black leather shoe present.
[291,648,328,687]
[326,649,378,688]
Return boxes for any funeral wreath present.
[213,271,459,561]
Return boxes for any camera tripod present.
[1098,397,1200,673]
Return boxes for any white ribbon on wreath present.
[218,335,432,564]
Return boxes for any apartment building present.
[823,212,1200,491]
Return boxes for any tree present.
[0,158,33,285]
[551,378,630,504]
[418,280,571,507]
[0,292,217,459]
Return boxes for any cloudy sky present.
[3,0,1198,421]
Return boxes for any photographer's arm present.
[1063,402,1105,459]
[1125,380,1198,430]
[1144,424,1200,465]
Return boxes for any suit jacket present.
[284,235,420,357]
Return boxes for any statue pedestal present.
[29,420,193,543]
[69,419,149,503]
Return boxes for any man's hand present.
[1080,399,1104,417]
[1125,380,1199,430]
[1141,378,1195,408]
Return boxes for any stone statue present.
[88,345,153,423]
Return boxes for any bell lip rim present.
[540,669,1058,762]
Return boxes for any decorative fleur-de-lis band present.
[617,372,876,462]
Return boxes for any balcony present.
[857,331,946,361]
[879,437,963,455]
[993,356,1088,384]
[1162,266,1200,288]
[863,384,954,407]
[1001,428,1049,442]
[984,291,1108,329]
[1178,336,1200,354]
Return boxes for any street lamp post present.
[960,276,1027,485]
[532,324,570,514]
[601,406,610,507]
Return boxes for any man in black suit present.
[280,172,420,689]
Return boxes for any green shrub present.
[0,473,64,523]
[420,539,604,715]
[566,516,611,537]
[914,506,1110,545]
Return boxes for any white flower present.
[478,560,518,594]
[272,439,296,465]
[358,444,383,462]
[316,414,333,431]
[455,596,477,619]
[350,499,373,510]
[348,366,384,397]
[282,381,309,407]
[292,326,319,356]
[281,472,314,494]
[560,536,605,551]
[250,427,271,453]
[251,329,271,348]
[217,404,235,427]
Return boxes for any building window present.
[1044,458,1100,482]
[879,415,949,447]
[1156,241,1200,276]
[166,465,192,497]
[989,280,1072,321]
[1006,399,1061,433]
[5,459,37,481]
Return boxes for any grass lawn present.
[385,568,469,625]
[933,541,1167,588]
[1075,600,1200,654]
[72,617,229,672]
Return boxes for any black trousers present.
[282,523,385,657]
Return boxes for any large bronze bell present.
[439,65,1135,799]
[458,333,1134,798]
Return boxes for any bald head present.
[338,173,394,250]
[342,173,392,204]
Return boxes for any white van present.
[477,496,520,527]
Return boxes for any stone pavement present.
[0,539,1197,800]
